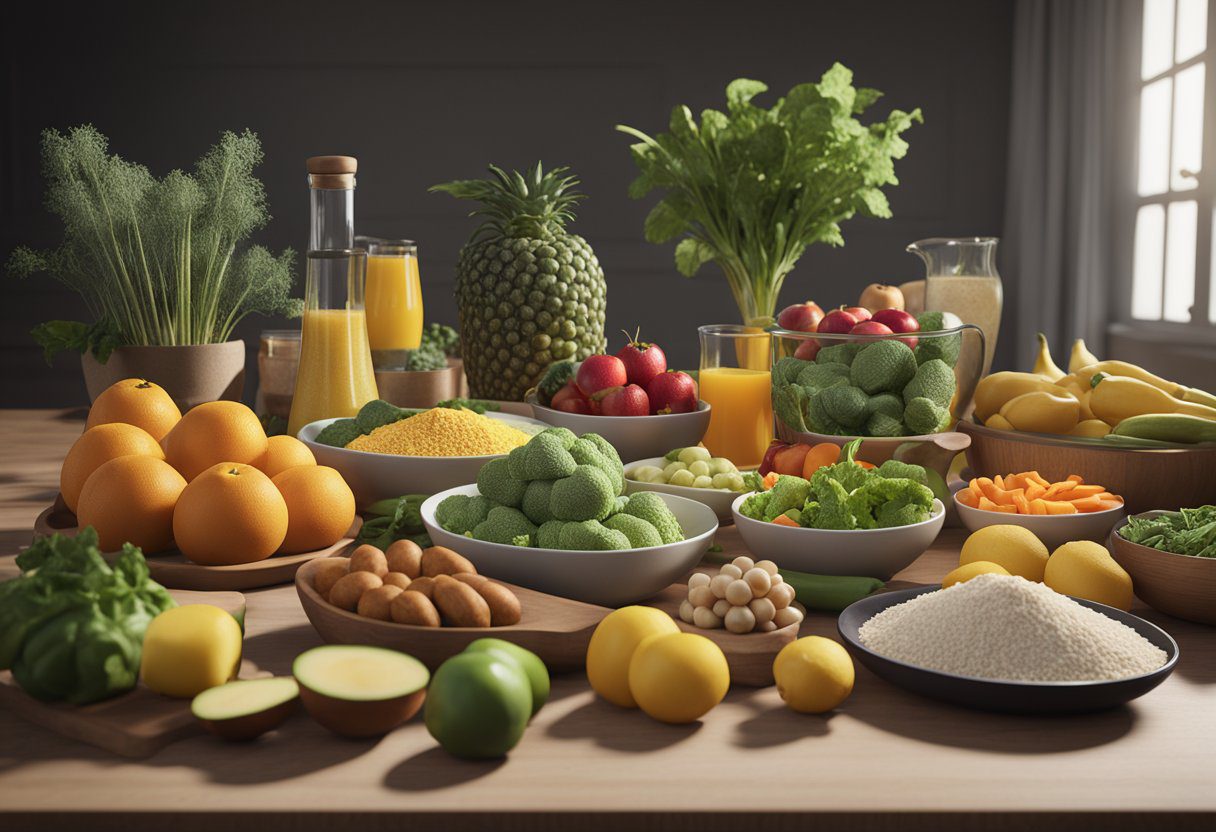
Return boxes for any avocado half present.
[293,645,429,738]
[191,677,299,741]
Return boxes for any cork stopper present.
[307,156,357,189]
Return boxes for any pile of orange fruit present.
[60,379,356,564]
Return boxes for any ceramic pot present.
[81,341,246,411]
[373,359,463,408]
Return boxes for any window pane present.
[1172,63,1205,190]
[1164,200,1197,322]
[1176,0,1208,63]
[1133,204,1166,320]
[1211,209,1216,323]
[1143,0,1176,79]
[1139,77,1173,195]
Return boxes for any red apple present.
[817,309,859,335]
[550,380,587,409]
[793,339,820,361]
[554,396,591,415]
[646,371,698,415]
[576,354,627,397]
[849,320,894,337]
[594,384,651,417]
[871,308,920,349]
[615,331,667,388]
[842,306,872,322]
[776,301,824,333]
[859,284,905,312]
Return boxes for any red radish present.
[594,384,650,417]
[646,371,698,415]
[554,396,591,415]
[615,330,667,388]
[758,441,788,476]
[793,339,820,361]
[576,354,627,397]
[817,309,859,335]
[871,308,920,349]
[776,301,824,333]
[842,306,872,322]
[849,320,894,337]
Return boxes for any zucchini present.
[1112,413,1216,445]
[704,551,884,611]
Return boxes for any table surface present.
[1,409,1213,832]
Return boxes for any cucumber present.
[1111,413,1216,445]
[703,551,884,611]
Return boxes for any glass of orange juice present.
[287,249,379,436]
[357,236,424,369]
[698,325,772,469]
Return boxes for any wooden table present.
[1,409,1213,831]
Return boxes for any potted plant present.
[8,125,298,409]
[618,64,922,328]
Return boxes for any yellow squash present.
[1033,333,1066,380]
[1073,361,1216,409]
[974,372,1067,421]
[1089,376,1216,425]
[1067,419,1111,438]
[999,390,1082,435]
[1067,338,1101,373]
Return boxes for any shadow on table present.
[1133,608,1216,686]
[731,700,836,748]
[383,747,505,791]
[545,699,701,752]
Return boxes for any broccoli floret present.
[356,399,415,433]
[550,465,617,521]
[621,492,684,543]
[867,393,905,420]
[521,479,555,525]
[582,432,623,471]
[816,343,861,366]
[435,494,495,535]
[511,432,577,481]
[314,418,364,448]
[476,457,527,507]
[774,384,810,432]
[800,476,858,530]
[436,398,499,414]
[762,475,812,521]
[536,520,567,549]
[865,412,906,437]
[796,362,852,392]
[806,394,847,435]
[569,437,624,494]
[773,357,812,386]
[472,506,537,546]
[904,396,952,435]
[902,358,956,407]
[850,341,917,395]
[538,426,578,450]
[558,520,631,551]
[603,513,663,548]
[739,490,772,521]
[403,342,448,371]
[818,385,869,428]
[913,312,964,367]
[866,477,935,528]
[607,495,629,516]
[536,361,578,405]
[876,459,929,487]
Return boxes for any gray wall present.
[1,0,1014,407]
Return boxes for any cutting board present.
[297,559,794,685]
[34,497,359,590]
[0,589,252,758]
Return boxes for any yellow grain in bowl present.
[346,407,531,457]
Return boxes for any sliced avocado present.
[191,677,299,741]
[293,645,429,738]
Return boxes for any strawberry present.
[576,354,627,397]
[615,329,667,389]
[646,370,698,415]
[593,384,650,417]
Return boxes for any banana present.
[1033,333,1066,381]
[1068,338,1101,373]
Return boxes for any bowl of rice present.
[299,408,550,509]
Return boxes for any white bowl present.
[298,413,549,509]
[952,490,1126,551]
[623,457,746,523]
[420,484,719,606]
[525,395,712,463]
[730,493,946,580]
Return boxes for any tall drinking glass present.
[698,325,772,469]
[287,249,379,436]
[357,236,425,369]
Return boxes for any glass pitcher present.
[907,237,1002,377]
[287,249,380,437]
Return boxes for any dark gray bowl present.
[838,586,1179,714]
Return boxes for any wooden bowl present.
[959,420,1216,514]
[1109,513,1216,626]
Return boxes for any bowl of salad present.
[730,440,946,580]
[1108,507,1216,625]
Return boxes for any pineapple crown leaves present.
[430,162,585,242]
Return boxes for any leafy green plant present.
[8,125,298,361]
[618,65,922,326]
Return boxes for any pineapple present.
[432,163,607,400]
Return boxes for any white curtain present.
[1002,0,1138,370]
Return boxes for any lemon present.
[773,636,854,714]
[959,525,1049,581]
[141,605,243,698]
[1044,540,1134,610]
[627,632,729,723]
[942,560,1010,588]
[586,606,679,708]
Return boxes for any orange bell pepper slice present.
[1044,500,1079,515]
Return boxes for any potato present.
[357,585,404,620]
[382,572,411,590]
[390,591,441,627]
[432,576,491,627]
[385,539,423,578]
[473,580,522,626]
[451,572,488,588]
[328,571,382,611]
[348,544,389,577]
[312,558,349,597]
[406,576,436,599]
[420,546,476,578]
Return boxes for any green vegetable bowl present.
[730,493,945,581]
[299,414,549,510]
[420,485,719,606]
[1109,512,1216,626]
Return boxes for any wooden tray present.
[297,559,795,686]
[34,497,360,591]
[0,590,251,758]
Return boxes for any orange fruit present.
[173,462,288,565]
[272,465,356,554]
[259,435,317,479]
[60,423,165,513]
[86,378,181,441]
[163,401,269,481]
[76,455,186,553]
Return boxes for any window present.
[1132,0,1215,324]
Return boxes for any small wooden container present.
[374,359,462,408]
[1109,515,1216,626]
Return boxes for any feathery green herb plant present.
[8,125,298,362]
